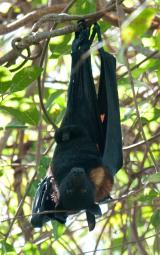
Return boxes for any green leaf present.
[157,69,160,84]
[70,0,96,15]
[50,46,71,58]
[52,221,66,240]
[149,173,160,183]
[25,107,40,125]
[143,173,160,184]
[0,106,39,126]
[112,237,123,250]
[0,119,28,130]
[0,241,15,254]
[28,179,39,197]
[39,241,58,255]
[154,32,160,50]
[32,0,47,7]
[122,6,156,44]
[98,20,111,33]
[38,156,51,179]
[22,242,40,255]
[153,234,160,253]
[0,67,12,93]
[132,59,159,78]
[45,90,64,110]
[151,209,160,229]
[9,65,43,93]
[54,107,65,124]
[50,34,72,58]
[141,117,149,125]
[3,253,17,255]
[139,190,158,202]
[0,169,4,177]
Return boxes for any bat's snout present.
[71,167,85,176]
[70,167,86,186]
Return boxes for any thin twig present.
[4,171,36,241]
[123,132,160,151]
[118,50,159,80]
[0,4,66,35]
[124,53,159,172]
[36,0,76,128]
[0,183,148,223]
[42,140,55,155]
[82,231,160,254]
[93,206,115,255]
[131,203,148,255]
[115,0,159,172]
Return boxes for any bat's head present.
[59,167,95,211]
[54,167,102,231]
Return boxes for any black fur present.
[52,125,101,210]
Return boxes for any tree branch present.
[0,0,125,66]
[123,132,160,151]
[0,4,66,35]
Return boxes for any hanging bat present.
[31,22,123,231]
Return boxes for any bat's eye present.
[66,189,73,195]
[80,189,87,194]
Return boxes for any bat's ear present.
[87,204,102,216]
[86,211,95,231]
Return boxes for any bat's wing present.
[95,24,123,176]
[60,22,102,147]
[61,22,123,175]
[30,177,55,227]
[30,176,66,227]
